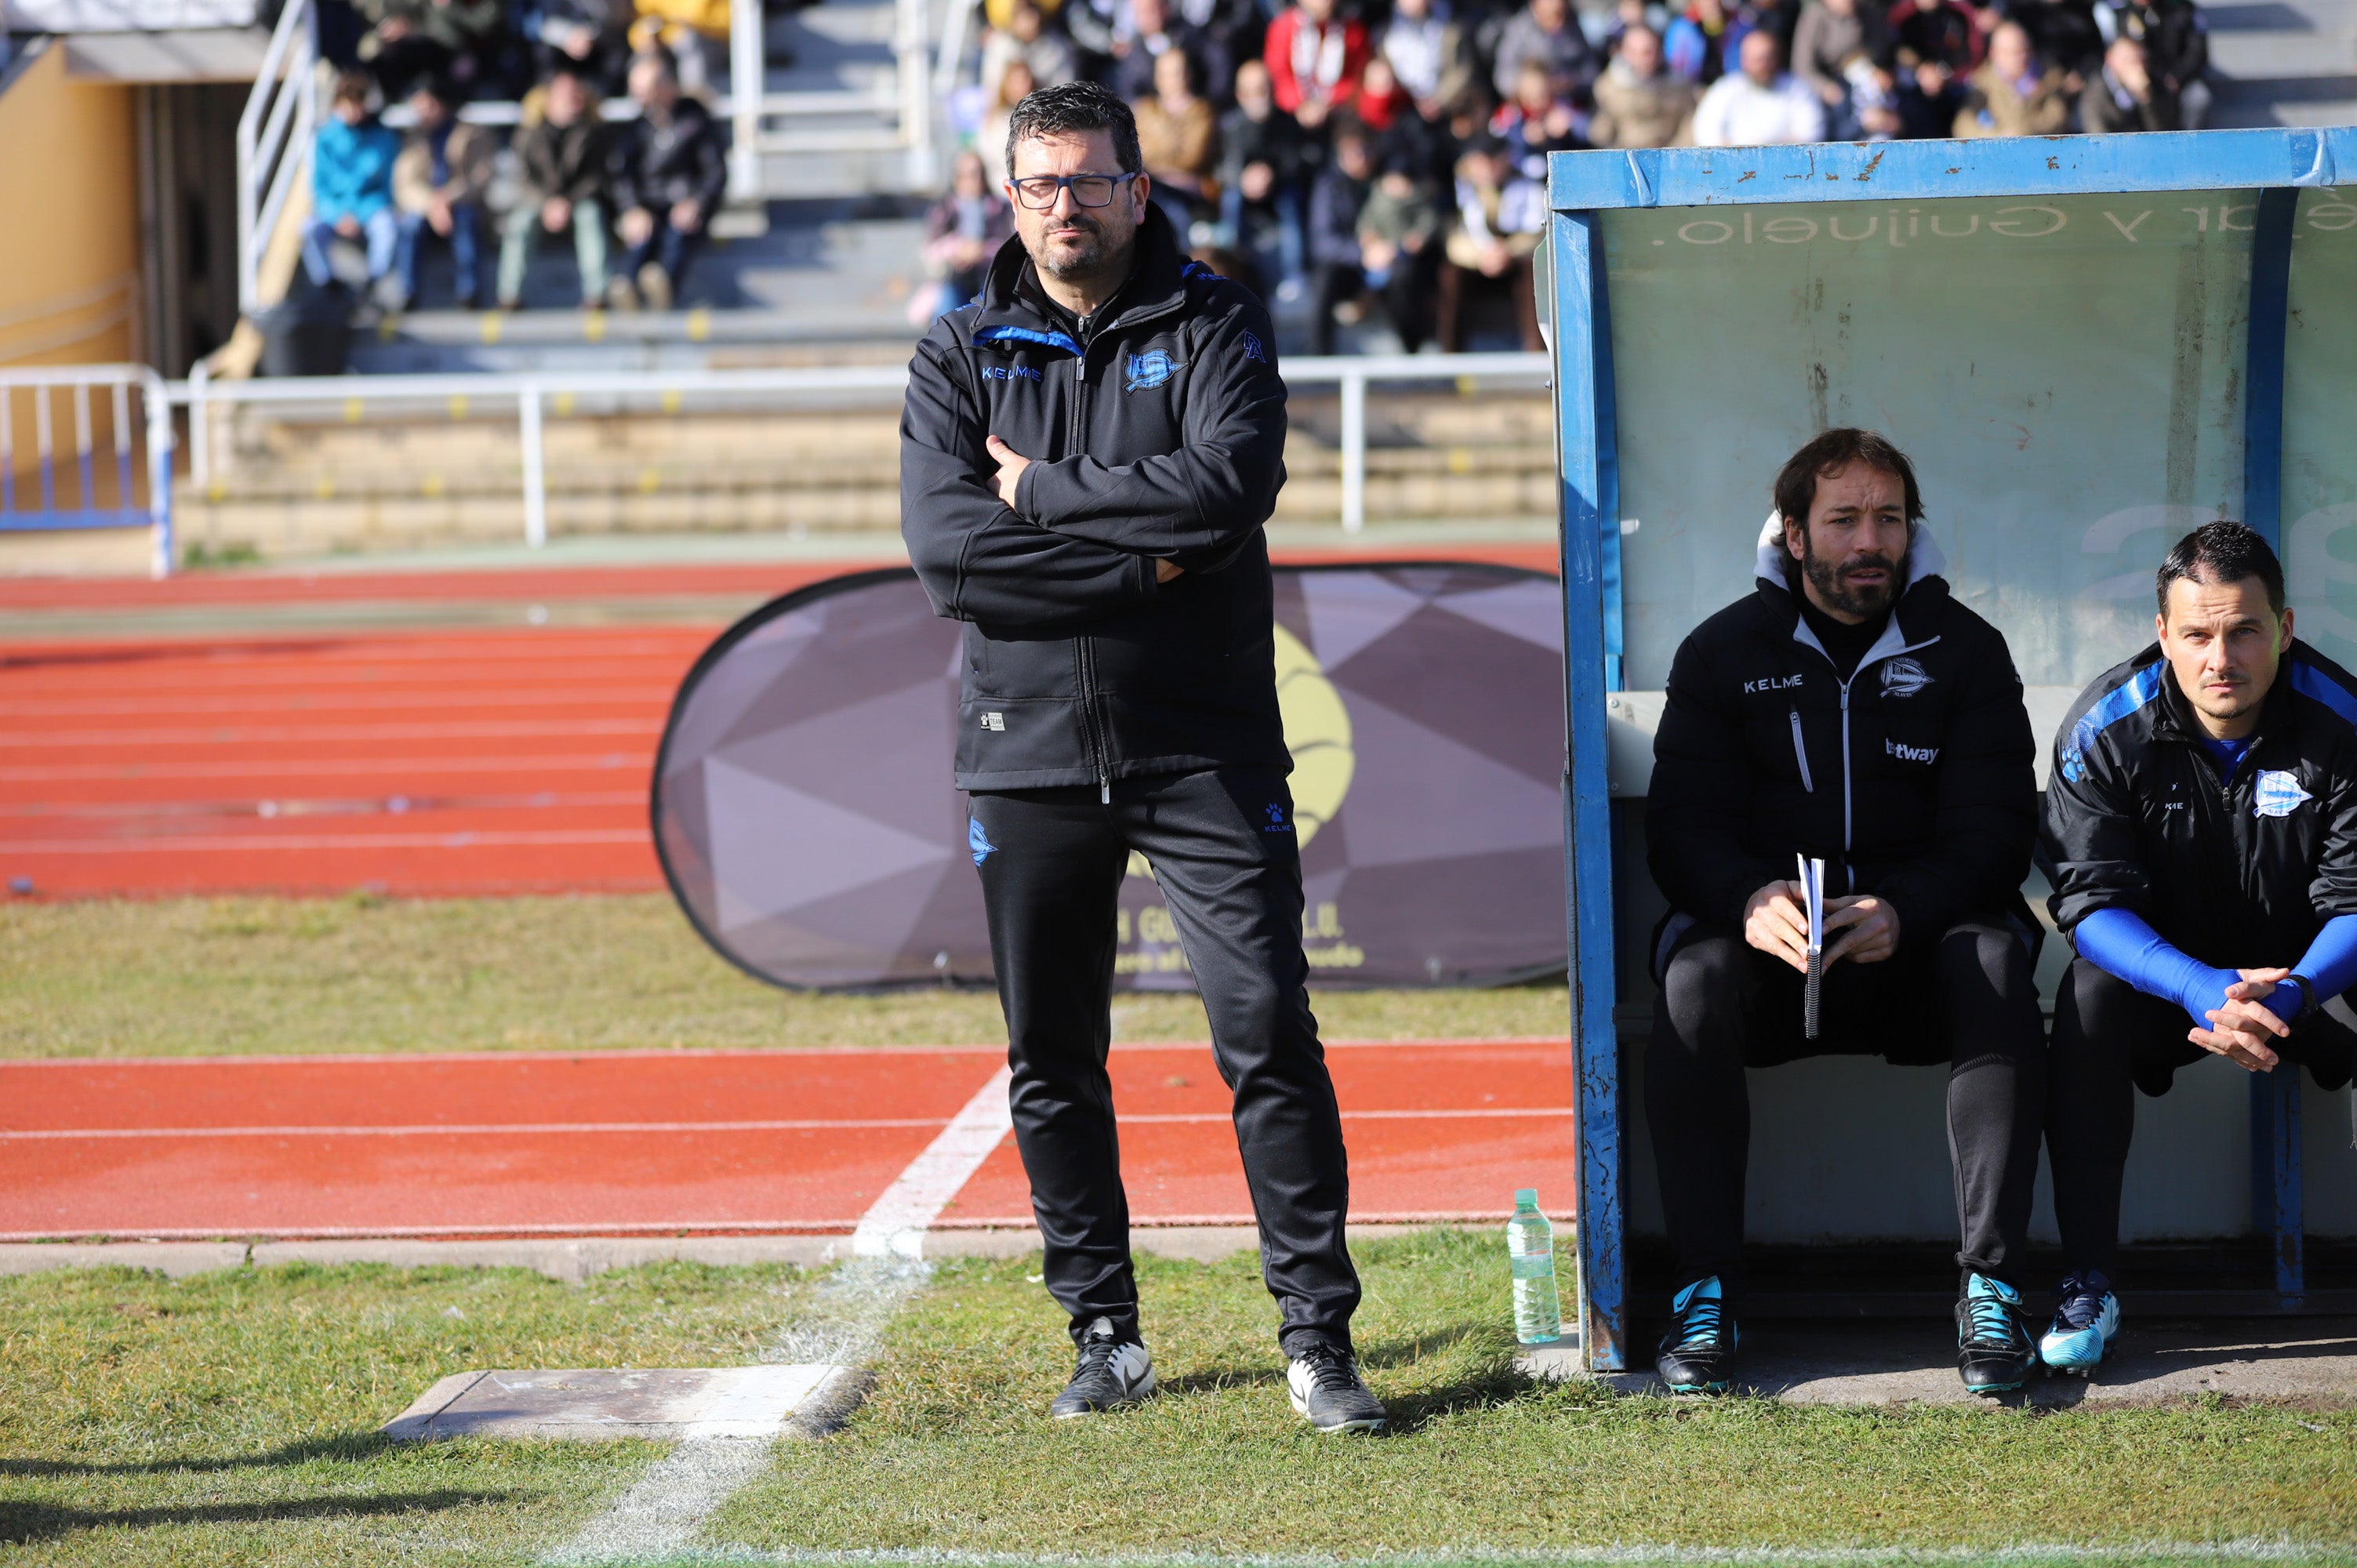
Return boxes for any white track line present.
[549,1065,1015,1565]
[744,1546,2346,1566]
[852,1067,1017,1259]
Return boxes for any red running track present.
[0,546,1558,900]
[0,1039,1575,1240]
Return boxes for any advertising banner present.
[653,563,1568,990]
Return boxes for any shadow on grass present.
[0,1488,514,1544]
[1157,1320,1535,1433]
[0,1432,391,1478]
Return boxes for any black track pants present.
[968,766,1360,1356]
[2046,955,2356,1278]
[1647,920,2047,1296]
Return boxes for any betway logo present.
[1886,739,1940,764]
[1744,674,1804,694]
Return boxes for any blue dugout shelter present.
[1548,129,2357,1371]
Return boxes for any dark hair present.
[410,72,456,103]
[1003,80,1142,180]
[331,68,375,108]
[2156,519,2285,616]
[1772,426,1923,531]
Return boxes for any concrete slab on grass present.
[1520,1319,2357,1405]
[383,1363,853,1441]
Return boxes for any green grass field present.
[0,895,1570,1058]
[5,1238,2353,1566]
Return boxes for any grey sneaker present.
[1286,1341,1386,1433]
[1048,1316,1155,1419]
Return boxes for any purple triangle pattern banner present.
[652,563,1569,989]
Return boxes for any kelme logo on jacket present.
[1881,657,1934,698]
[2254,769,2312,818]
[1125,350,1176,390]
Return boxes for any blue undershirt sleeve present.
[2277,912,2357,1025]
[2074,906,2246,1029]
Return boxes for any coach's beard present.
[1803,544,1904,622]
[1037,213,1125,282]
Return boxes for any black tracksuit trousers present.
[1648,919,2047,1297]
[2046,955,2357,1279]
[968,765,1361,1356]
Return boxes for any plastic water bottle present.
[1507,1188,1563,1345]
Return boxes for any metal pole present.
[521,385,548,548]
[188,360,212,492]
[1338,371,1365,534]
[728,0,764,204]
[143,372,175,579]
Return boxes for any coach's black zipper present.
[1059,289,1190,806]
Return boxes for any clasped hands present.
[986,434,1181,583]
[1743,880,1900,971]
[2191,967,2293,1075]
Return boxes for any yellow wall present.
[0,42,140,370]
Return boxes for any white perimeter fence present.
[0,354,1550,577]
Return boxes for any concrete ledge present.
[1520,1319,2357,1406]
[0,1225,1438,1282]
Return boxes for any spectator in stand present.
[392,76,495,308]
[1790,0,1887,135]
[2097,0,2207,125]
[525,0,632,96]
[981,59,1040,185]
[1266,0,1371,129]
[2017,0,2103,78]
[1111,0,1230,104]
[2080,31,2177,127]
[1492,0,1600,99]
[1178,0,1269,91]
[1665,0,1738,82]
[1492,58,1581,177]
[1352,55,1414,132]
[498,62,612,309]
[1135,44,1220,231]
[607,49,726,310]
[1691,28,1828,142]
[981,0,1077,106]
[1308,129,1375,354]
[1062,0,1123,78]
[356,0,507,96]
[303,71,406,310]
[1309,132,1442,354]
[628,0,729,97]
[1888,0,1983,133]
[1843,51,1905,135]
[911,149,1013,322]
[1381,0,1478,119]
[1222,56,1317,293]
[1952,20,2070,134]
[1590,24,1699,147]
[1439,136,1544,353]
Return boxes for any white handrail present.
[234,0,317,316]
[165,352,1549,541]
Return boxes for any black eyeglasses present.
[1007,172,1139,210]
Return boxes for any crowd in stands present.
[300,0,731,316]
[297,0,2210,337]
[928,0,2210,349]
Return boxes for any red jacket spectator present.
[1265,0,1371,121]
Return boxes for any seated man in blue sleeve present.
[2041,520,2357,1374]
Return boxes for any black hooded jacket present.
[1647,520,2039,938]
[900,204,1291,793]
[2039,640,2357,965]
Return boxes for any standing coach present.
[899,81,1386,1435]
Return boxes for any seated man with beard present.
[1644,428,2048,1396]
